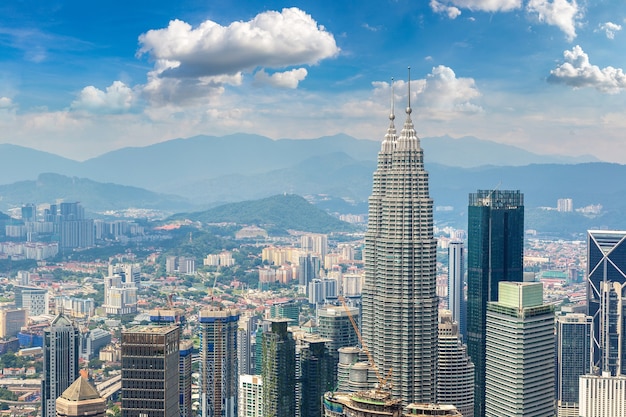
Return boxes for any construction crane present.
[338,296,392,390]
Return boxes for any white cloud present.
[371,66,482,120]
[430,0,462,19]
[597,22,622,40]
[71,81,135,113]
[135,8,338,106]
[0,97,14,109]
[548,45,626,94]
[137,8,339,79]
[439,0,521,12]
[254,68,308,89]
[527,0,581,41]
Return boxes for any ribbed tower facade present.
[437,310,474,417]
[362,83,438,405]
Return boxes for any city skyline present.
[2,1,626,163]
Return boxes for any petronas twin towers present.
[362,77,438,405]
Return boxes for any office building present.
[15,285,49,317]
[485,282,554,417]
[179,340,193,417]
[238,314,259,376]
[447,241,466,337]
[55,375,106,417]
[121,325,180,417]
[299,254,321,286]
[199,308,239,417]
[239,375,263,417]
[556,313,592,417]
[261,318,295,417]
[579,373,626,417]
[42,313,80,417]
[317,305,359,387]
[362,80,438,405]
[0,309,27,338]
[297,336,333,417]
[587,230,626,375]
[268,300,299,325]
[437,310,474,417]
[467,189,524,417]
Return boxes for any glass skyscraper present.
[466,189,524,417]
[587,230,626,376]
[362,86,438,405]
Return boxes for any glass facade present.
[466,190,524,417]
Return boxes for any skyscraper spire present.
[382,78,397,154]
[407,66,411,115]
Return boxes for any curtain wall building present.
[42,313,80,417]
[448,241,466,337]
[466,189,524,417]
[261,318,295,417]
[587,230,626,376]
[556,313,592,417]
[362,79,438,405]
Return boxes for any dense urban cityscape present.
[2,2,626,417]
[0,82,622,417]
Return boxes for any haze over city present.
[1,1,626,162]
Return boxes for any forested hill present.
[171,194,355,234]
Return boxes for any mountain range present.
[0,133,623,234]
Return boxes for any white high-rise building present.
[447,241,466,337]
[14,285,49,317]
[485,282,555,417]
[579,373,626,417]
[362,79,438,405]
[437,310,474,417]
[239,375,263,417]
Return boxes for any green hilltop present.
[174,194,356,234]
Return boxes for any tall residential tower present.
[362,78,438,405]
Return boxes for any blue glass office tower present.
[587,230,626,376]
[466,190,524,417]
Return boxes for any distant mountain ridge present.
[0,133,598,189]
[0,173,191,213]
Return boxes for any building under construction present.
[323,390,462,417]
[323,389,403,417]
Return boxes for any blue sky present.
[1,0,626,162]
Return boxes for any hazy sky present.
[1,1,625,162]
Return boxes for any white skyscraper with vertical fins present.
[362,74,438,405]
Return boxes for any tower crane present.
[338,296,392,390]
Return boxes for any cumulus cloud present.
[597,22,622,39]
[372,66,482,119]
[71,81,135,113]
[527,0,581,41]
[430,0,462,19]
[0,97,14,109]
[137,8,339,79]
[254,68,308,88]
[437,0,521,12]
[548,45,626,94]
